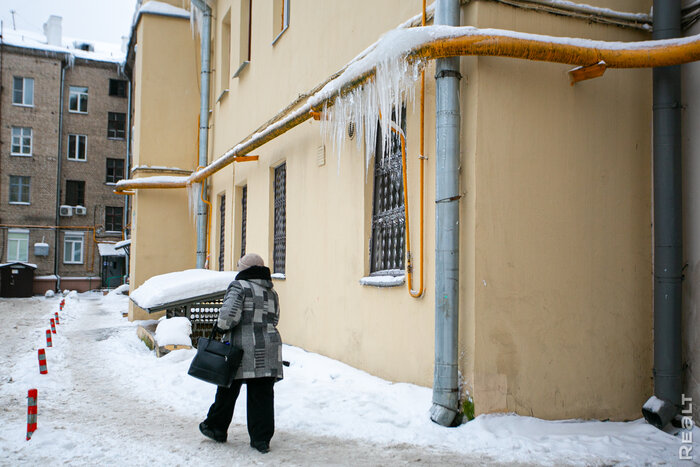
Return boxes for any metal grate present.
[273,163,286,274]
[370,109,406,274]
[219,194,226,271]
[165,295,224,347]
[240,186,247,260]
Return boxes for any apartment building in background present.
[0,16,129,292]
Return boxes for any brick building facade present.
[0,18,129,293]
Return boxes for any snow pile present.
[130,269,238,311]
[155,317,192,346]
[44,290,55,298]
[0,291,693,465]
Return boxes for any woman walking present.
[199,253,283,453]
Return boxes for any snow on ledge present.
[360,275,405,287]
[130,269,238,311]
[271,273,286,280]
[137,1,190,20]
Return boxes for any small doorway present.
[102,256,125,288]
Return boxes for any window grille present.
[240,186,247,260]
[273,164,286,274]
[370,109,406,274]
[219,194,226,271]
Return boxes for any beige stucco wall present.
[129,12,200,320]
[469,2,653,419]
[129,0,660,420]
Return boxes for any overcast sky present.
[0,0,138,45]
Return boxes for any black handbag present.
[187,327,243,388]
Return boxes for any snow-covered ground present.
[0,291,695,466]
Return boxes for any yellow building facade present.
[126,0,659,420]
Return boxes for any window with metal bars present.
[273,165,286,274]
[370,108,406,275]
[240,186,247,260]
[219,194,226,271]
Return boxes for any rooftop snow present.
[97,243,127,257]
[137,1,190,20]
[1,28,124,63]
[130,269,238,311]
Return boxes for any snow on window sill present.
[359,275,405,288]
[107,137,125,141]
[271,25,289,46]
[271,273,286,280]
[63,261,84,265]
[69,110,88,115]
[11,153,32,157]
[12,103,34,108]
[67,158,87,162]
[233,60,250,78]
[9,202,31,205]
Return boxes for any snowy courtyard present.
[0,290,694,466]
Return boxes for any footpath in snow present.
[0,290,695,466]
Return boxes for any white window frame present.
[67,134,88,161]
[11,127,32,156]
[63,232,85,264]
[68,86,88,114]
[9,175,30,205]
[12,77,34,107]
[7,229,29,262]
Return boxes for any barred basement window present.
[219,194,226,271]
[240,186,247,260]
[273,164,286,274]
[370,108,406,275]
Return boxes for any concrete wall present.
[682,20,700,423]
[128,12,200,320]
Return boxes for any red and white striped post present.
[60,299,65,311]
[54,312,60,325]
[26,389,37,440]
[45,330,52,347]
[50,318,56,334]
[37,349,48,374]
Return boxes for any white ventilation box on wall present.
[74,206,87,215]
[59,205,73,216]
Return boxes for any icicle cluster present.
[186,182,201,224]
[319,46,424,174]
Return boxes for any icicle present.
[319,44,424,178]
[186,182,201,224]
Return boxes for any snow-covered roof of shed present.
[97,243,126,257]
[1,28,125,63]
[0,262,37,269]
[115,239,131,249]
[130,269,239,311]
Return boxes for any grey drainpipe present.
[642,0,683,429]
[54,59,67,291]
[430,0,462,427]
[191,0,212,269]
[124,78,132,280]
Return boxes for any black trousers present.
[204,377,275,445]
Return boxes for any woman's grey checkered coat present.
[217,275,283,380]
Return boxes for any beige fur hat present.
[237,253,265,271]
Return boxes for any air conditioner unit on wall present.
[74,206,86,215]
[59,205,73,217]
